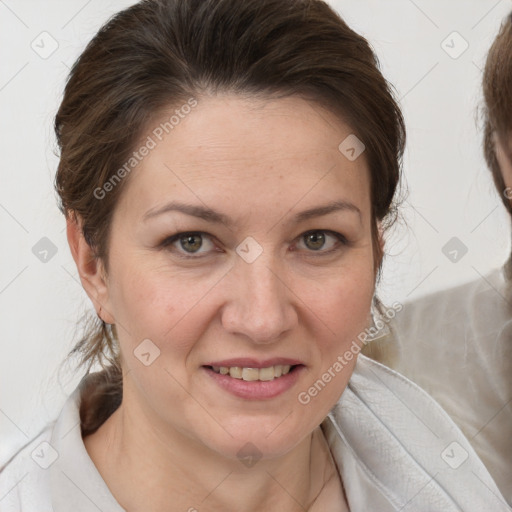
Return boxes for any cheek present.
[109,263,200,355]
[311,266,374,345]
[294,271,373,417]
[310,266,373,372]
[110,266,205,406]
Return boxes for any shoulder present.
[0,424,55,511]
[397,267,509,331]
[384,266,512,377]
[0,376,127,512]
[322,355,510,511]
[361,268,510,368]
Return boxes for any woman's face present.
[96,94,375,460]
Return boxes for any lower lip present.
[203,365,305,400]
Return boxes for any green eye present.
[298,230,348,254]
[161,232,215,259]
[303,231,327,251]
[177,233,204,253]
[160,230,348,260]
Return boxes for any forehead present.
[151,95,359,167]
[115,94,371,222]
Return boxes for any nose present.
[221,254,297,344]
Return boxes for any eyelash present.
[159,230,349,260]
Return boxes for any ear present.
[494,132,512,192]
[66,213,116,324]
[372,220,385,276]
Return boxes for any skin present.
[68,94,377,511]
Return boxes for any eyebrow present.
[143,199,362,226]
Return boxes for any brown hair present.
[54,0,405,436]
[482,12,512,215]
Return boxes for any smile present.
[203,362,305,399]
[209,364,293,381]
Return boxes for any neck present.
[83,383,342,512]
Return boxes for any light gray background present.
[1,0,511,462]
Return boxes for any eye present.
[160,229,348,260]
[294,230,348,255]
[161,232,217,259]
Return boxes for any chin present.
[195,413,316,464]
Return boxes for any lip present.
[202,363,306,400]
[203,358,303,368]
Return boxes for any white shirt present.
[366,265,512,505]
[1,355,509,511]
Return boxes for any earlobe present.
[66,213,115,324]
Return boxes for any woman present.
[365,11,512,506]
[0,0,507,510]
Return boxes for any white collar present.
[322,355,510,510]
[49,383,125,512]
[45,355,509,511]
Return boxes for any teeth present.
[229,367,243,379]
[242,368,259,381]
[259,367,275,381]
[211,364,294,381]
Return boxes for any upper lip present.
[203,358,303,368]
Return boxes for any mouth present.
[202,360,305,400]
[207,364,301,381]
